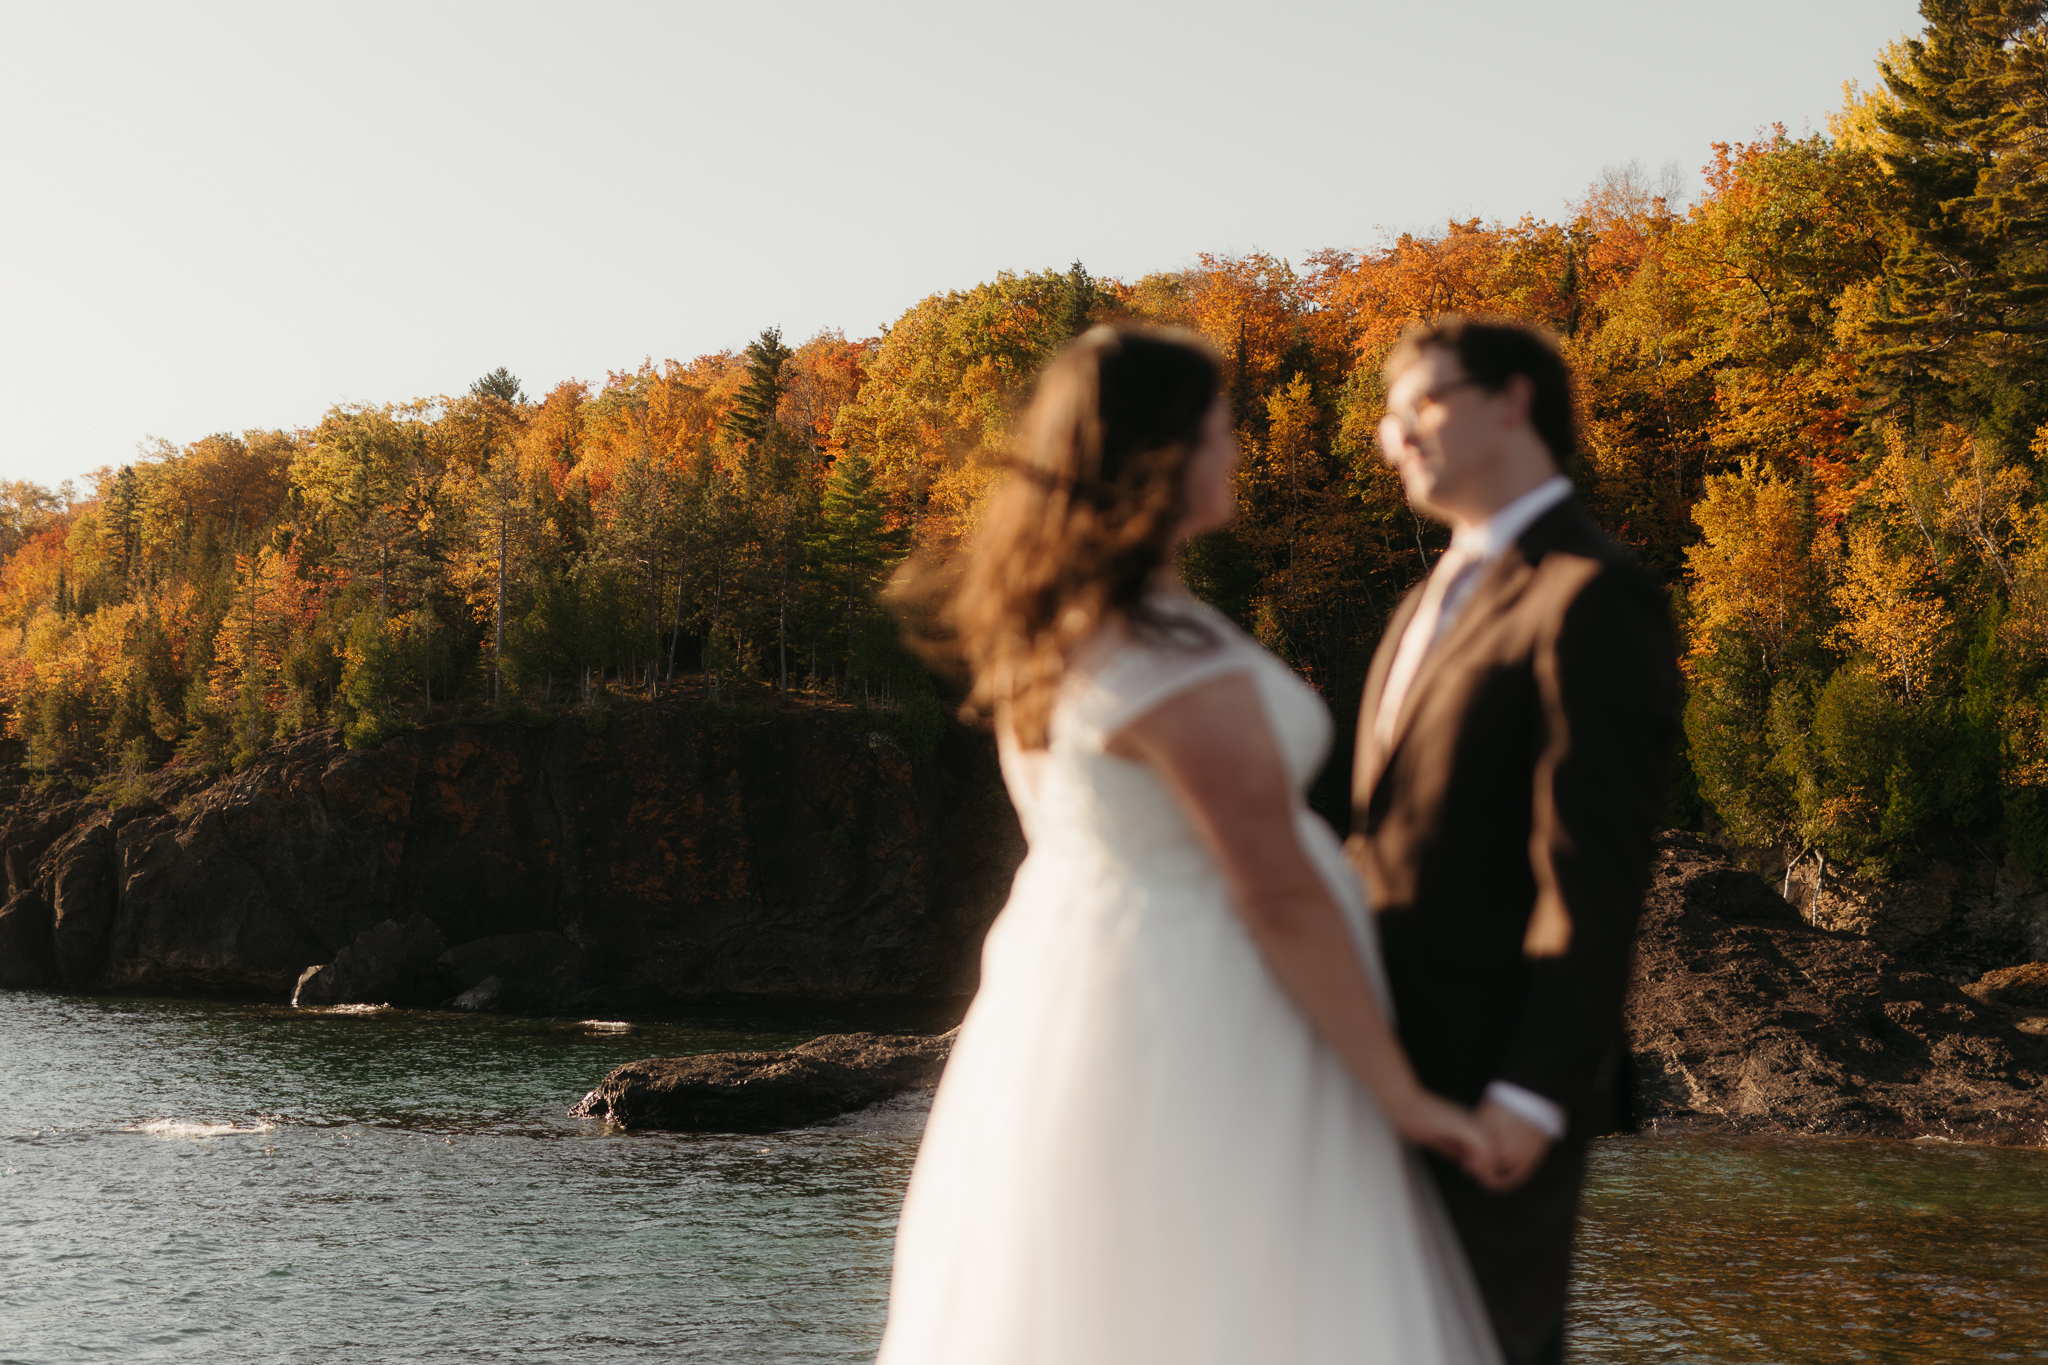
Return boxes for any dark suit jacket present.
[1351,497,1677,1136]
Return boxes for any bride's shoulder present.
[1059,595,1260,741]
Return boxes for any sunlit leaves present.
[1830,524,1955,701]
[1684,461,1824,682]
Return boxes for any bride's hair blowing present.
[917,324,1222,750]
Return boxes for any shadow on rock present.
[0,707,1024,1005]
[438,931,588,1011]
[289,922,599,1013]
[291,916,447,1007]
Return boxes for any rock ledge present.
[569,1030,956,1133]
[1627,833,2048,1146]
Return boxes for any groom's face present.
[1377,346,1520,525]
[1381,347,1479,517]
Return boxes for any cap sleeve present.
[1056,634,1256,751]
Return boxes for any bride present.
[877,326,1502,1365]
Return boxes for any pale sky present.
[2,0,1922,491]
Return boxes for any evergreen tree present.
[335,604,411,747]
[1865,0,2048,425]
[470,367,525,403]
[723,328,794,445]
[101,465,143,582]
[1048,260,1098,352]
[1967,5,2048,242]
[805,450,905,691]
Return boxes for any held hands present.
[1387,1087,1491,1175]
[1388,1089,1553,1192]
[1472,1098,1552,1191]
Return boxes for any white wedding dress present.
[876,595,1501,1365]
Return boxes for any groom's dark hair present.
[1385,315,1577,467]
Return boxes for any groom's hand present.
[1473,1099,1551,1192]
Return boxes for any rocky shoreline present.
[570,835,2048,1143]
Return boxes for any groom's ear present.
[1499,374,1536,428]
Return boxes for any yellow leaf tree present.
[1830,523,1953,700]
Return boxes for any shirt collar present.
[1448,475,1573,564]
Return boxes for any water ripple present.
[4,991,2045,1362]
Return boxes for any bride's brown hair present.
[935,324,1222,749]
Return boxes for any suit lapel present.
[1385,498,1591,759]
[1355,498,1592,811]
[1362,542,1539,799]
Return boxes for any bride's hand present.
[1388,1088,1493,1172]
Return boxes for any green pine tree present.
[1048,260,1098,352]
[724,328,795,445]
[470,367,525,403]
[805,450,907,692]
[1864,0,2048,424]
[335,605,411,748]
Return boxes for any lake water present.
[2,992,2044,1363]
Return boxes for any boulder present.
[450,975,505,1011]
[1966,962,2048,1016]
[291,915,448,1007]
[1957,961,2048,1035]
[570,1029,956,1132]
[437,931,586,1011]
[1627,833,2048,1145]
[0,890,57,989]
[1789,849,2048,978]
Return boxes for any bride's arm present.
[1107,671,1489,1170]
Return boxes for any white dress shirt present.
[1381,474,1575,1141]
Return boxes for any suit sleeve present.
[1494,563,1677,1126]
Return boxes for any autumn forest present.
[6,3,2048,878]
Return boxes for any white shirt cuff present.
[1483,1080,1566,1140]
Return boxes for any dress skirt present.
[875,808,1498,1365]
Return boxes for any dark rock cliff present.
[0,703,1025,1005]
[1628,834,2048,1144]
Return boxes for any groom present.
[1348,317,1677,1365]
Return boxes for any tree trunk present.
[707,524,726,699]
[494,514,506,707]
[844,568,858,698]
[777,546,790,701]
[246,556,259,742]
[668,555,685,684]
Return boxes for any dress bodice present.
[1000,596,1334,878]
